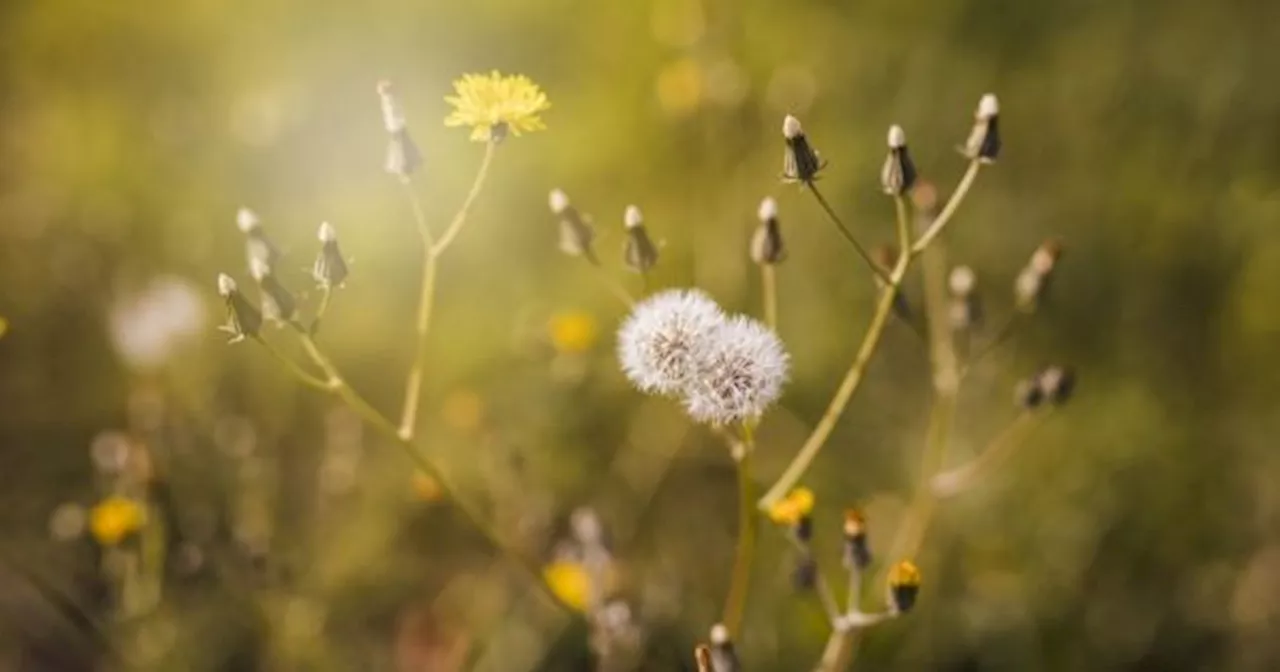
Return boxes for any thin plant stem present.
[960,312,1024,378]
[809,184,892,285]
[758,197,914,511]
[722,423,758,637]
[255,337,333,391]
[401,178,436,247]
[309,285,332,335]
[845,564,861,617]
[762,264,779,331]
[398,141,497,440]
[931,410,1047,498]
[910,161,982,255]
[783,532,842,627]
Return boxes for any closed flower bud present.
[378,81,422,178]
[750,197,786,265]
[237,207,281,269]
[781,114,825,184]
[313,222,349,289]
[249,257,297,324]
[550,189,598,264]
[842,509,872,571]
[961,93,1001,163]
[708,624,741,672]
[1014,239,1064,312]
[622,205,659,273]
[1038,365,1076,405]
[887,560,921,615]
[948,266,982,331]
[217,274,262,343]
[880,125,917,195]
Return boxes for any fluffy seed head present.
[757,196,778,222]
[978,93,1000,119]
[236,207,259,233]
[887,124,906,149]
[318,221,337,243]
[549,188,570,214]
[617,289,725,395]
[782,114,803,139]
[217,274,237,296]
[683,316,789,425]
[624,205,644,229]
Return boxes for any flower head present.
[445,71,550,142]
[962,93,1001,163]
[543,560,591,612]
[768,487,815,526]
[682,315,789,425]
[617,289,725,395]
[217,273,263,343]
[313,222,350,289]
[888,560,922,614]
[781,114,824,184]
[89,495,145,546]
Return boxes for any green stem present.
[809,185,893,285]
[762,264,779,331]
[255,338,333,391]
[931,410,1047,498]
[722,424,758,637]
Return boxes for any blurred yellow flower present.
[767,487,815,526]
[549,311,598,354]
[444,71,549,142]
[888,560,921,588]
[89,495,145,546]
[542,560,590,612]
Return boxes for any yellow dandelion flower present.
[445,71,550,142]
[549,311,598,354]
[888,560,921,588]
[89,496,145,546]
[767,487,815,526]
[542,560,590,612]
[888,560,921,614]
[0,316,7,338]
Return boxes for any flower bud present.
[378,81,421,178]
[961,93,1001,163]
[217,274,262,343]
[237,207,281,269]
[948,265,982,331]
[750,197,786,265]
[887,560,921,615]
[708,624,741,672]
[1014,377,1044,410]
[880,124,918,195]
[313,222,349,289]
[781,115,824,184]
[622,205,659,273]
[550,189,598,264]
[249,257,297,324]
[842,509,872,571]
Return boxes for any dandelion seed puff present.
[683,315,789,425]
[616,289,725,395]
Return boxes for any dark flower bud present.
[708,624,741,672]
[217,274,262,343]
[1014,239,1064,312]
[750,197,786,265]
[880,125,917,196]
[781,115,824,184]
[622,205,659,273]
[842,509,872,571]
[1038,366,1076,405]
[792,551,818,590]
[249,258,297,324]
[237,207,281,269]
[313,222,349,289]
[378,81,422,178]
[961,93,1001,163]
[550,189,598,264]
[887,560,921,615]
[1014,377,1044,409]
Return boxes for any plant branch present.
[931,410,1048,498]
[722,424,758,637]
[809,185,893,285]
[255,337,333,392]
[430,141,497,257]
[910,161,982,255]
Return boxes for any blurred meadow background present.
[2,0,1280,669]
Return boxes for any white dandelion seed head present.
[887,124,906,149]
[757,196,778,223]
[236,207,259,233]
[217,273,238,296]
[623,205,644,229]
[978,93,999,119]
[782,114,803,139]
[549,188,570,214]
[948,265,977,297]
[683,315,789,425]
[249,256,270,282]
[616,289,725,395]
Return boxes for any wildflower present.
[543,559,591,612]
[622,205,660,273]
[444,71,550,142]
[768,487,815,528]
[313,222,350,289]
[708,623,741,672]
[1038,365,1076,405]
[550,311,598,354]
[249,257,298,324]
[89,495,145,546]
[617,289,724,395]
[880,124,917,195]
[237,207,280,268]
[887,560,921,614]
[377,80,422,178]
[550,189,597,263]
[961,93,1001,163]
[682,315,789,425]
[217,274,263,343]
[750,197,786,265]
[842,509,872,571]
[781,114,824,184]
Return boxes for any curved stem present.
[809,185,892,285]
[931,410,1046,498]
[762,264,779,331]
[722,424,758,637]
[256,337,333,391]
[430,141,497,257]
[309,285,333,335]
[910,161,982,255]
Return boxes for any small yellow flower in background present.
[888,559,922,614]
[767,487,815,526]
[89,496,145,546]
[412,471,444,503]
[542,560,591,612]
[549,311,598,354]
[444,71,550,142]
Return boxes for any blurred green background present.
[2,0,1280,669]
